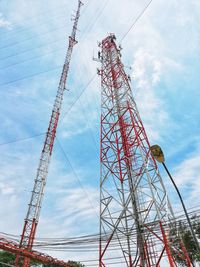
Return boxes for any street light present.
[150,144,200,252]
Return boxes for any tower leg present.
[160,221,175,267]
[180,241,193,267]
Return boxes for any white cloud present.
[174,153,200,186]
[0,182,14,195]
[56,187,98,224]
[133,49,162,87]
[172,143,200,207]
[132,48,170,142]
[0,13,11,29]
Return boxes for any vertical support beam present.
[159,221,175,267]
[180,241,193,267]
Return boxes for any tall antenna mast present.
[98,34,192,267]
[16,1,83,267]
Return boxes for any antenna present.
[15,2,83,267]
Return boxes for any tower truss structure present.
[99,34,192,267]
[0,237,70,267]
[16,1,83,267]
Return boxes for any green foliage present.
[0,251,41,267]
[67,261,84,267]
[0,251,84,267]
[0,251,15,267]
[43,261,84,267]
[169,214,200,266]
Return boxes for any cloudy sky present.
[0,0,200,265]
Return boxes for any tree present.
[43,261,84,267]
[0,251,41,267]
[0,251,15,267]
[67,261,84,267]
[169,214,200,266]
[0,251,84,267]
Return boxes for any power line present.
[0,25,67,51]
[0,133,45,147]
[86,260,125,266]
[77,96,99,152]
[1,207,199,241]
[0,212,199,267]
[0,3,70,38]
[0,0,151,76]
[0,38,63,62]
[60,73,97,124]
[0,1,94,53]
[80,0,92,16]
[80,0,110,39]
[0,74,96,147]
[0,13,67,42]
[120,0,153,42]
[0,47,64,70]
[0,0,108,65]
[0,1,95,57]
[0,66,61,87]
[56,137,99,219]
[0,0,110,95]
[0,46,95,87]
[0,16,100,91]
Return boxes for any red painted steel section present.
[0,237,69,267]
[180,241,193,267]
[159,221,174,267]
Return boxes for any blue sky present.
[0,0,200,265]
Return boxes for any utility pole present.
[16,2,83,267]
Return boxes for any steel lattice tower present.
[16,1,83,267]
[98,34,192,267]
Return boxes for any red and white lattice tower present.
[16,1,83,267]
[98,34,192,267]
